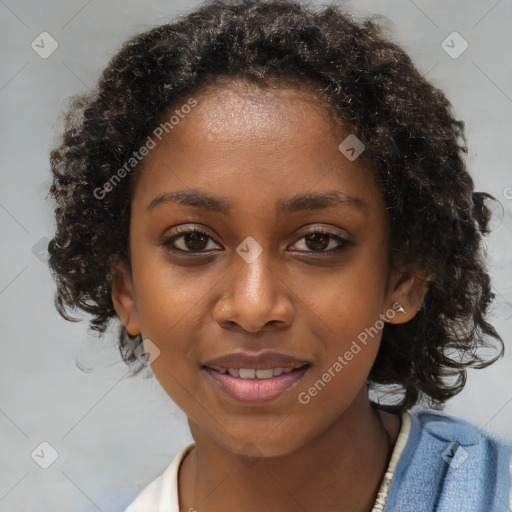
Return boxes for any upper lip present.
[203,350,311,370]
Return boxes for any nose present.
[213,248,294,333]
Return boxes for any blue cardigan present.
[385,408,512,511]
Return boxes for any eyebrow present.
[147,188,367,216]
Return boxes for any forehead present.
[132,79,380,210]
[184,79,339,139]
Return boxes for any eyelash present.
[160,225,351,257]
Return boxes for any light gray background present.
[1,0,511,510]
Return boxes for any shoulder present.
[410,408,512,469]
[123,443,195,512]
[385,408,512,512]
[411,408,509,442]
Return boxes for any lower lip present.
[204,366,310,403]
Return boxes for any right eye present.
[160,226,222,253]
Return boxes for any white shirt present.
[124,411,412,512]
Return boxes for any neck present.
[179,390,400,512]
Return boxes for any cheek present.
[130,244,211,335]
[290,331,381,447]
[150,349,198,409]
[131,263,208,401]
[293,257,387,400]
[296,256,388,344]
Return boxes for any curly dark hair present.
[47,0,504,411]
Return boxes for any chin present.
[214,429,307,460]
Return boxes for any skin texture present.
[112,80,426,512]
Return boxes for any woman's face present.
[113,81,414,457]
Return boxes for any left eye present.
[289,230,349,253]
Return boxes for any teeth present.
[255,369,274,379]
[216,367,300,378]
[227,368,240,377]
[239,368,256,379]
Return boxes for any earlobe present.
[385,269,428,324]
[110,262,141,336]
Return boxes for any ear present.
[110,261,141,336]
[384,265,429,324]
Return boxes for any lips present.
[202,350,311,403]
